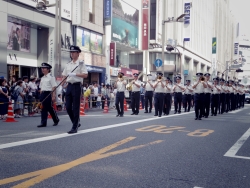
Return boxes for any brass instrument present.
[200,76,205,82]
[126,72,144,91]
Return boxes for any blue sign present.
[154,59,163,67]
[184,3,191,25]
[183,70,189,75]
[104,0,112,25]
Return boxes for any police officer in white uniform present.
[114,72,127,117]
[211,77,221,116]
[203,73,212,118]
[153,73,165,117]
[192,73,207,120]
[144,74,154,113]
[131,73,141,115]
[62,46,88,134]
[228,80,235,111]
[173,76,185,114]
[183,80,193,112]
[37,63,59,127]
[219,79,227,114]
[163,77,172,115]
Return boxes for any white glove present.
[68,73,76,77]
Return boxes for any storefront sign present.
[183,2,191,41]
[110,42,116,66]
[104,0,112,25]
[234,43,239,55]
[121,68,138,78]
[72,0,81,25]
[110,67,121,76]
[111,0,139,49]
[142,0,149,50]
[13,0,71,20]
[86,65,105,73]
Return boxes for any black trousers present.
[65,83,81,130]
[183,94,192,112]
[225,93,230,112]
[204,93,211,116]
[194,93,204,118]
[220,93,226,114]
[211,94,219,115]
[163,93,171,114]
[40,91,59,125]
[238,94,242,108]
[229,93,234,110]
[131,91,140,114]
[174,93,182,112]
[115,92,125,115]
[145,91,153,112]
[154,93,164,116]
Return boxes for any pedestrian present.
[163,77,172,115]
[13,80,24,118]
[37,62,59,128]
[97,93,102,109]
[62,46,88,134]
[27,76,37,116]
[144,74,154,113]
[183,80,193,112]
[0,78,9,119]
[153,73,165,117]
[192,73,207,120]
[203,73,212,118]
[173,76,184,114]
[114,72,127,117]
[93,82,98,107]
[130,73,141,115]
[211,78,221,116]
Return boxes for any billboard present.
[112,0,139,49]
[104,0,112,25]
[7,16,30,52]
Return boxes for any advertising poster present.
[7,16,30,52]
[90,33,103,54]
[77,28,90,51]
[112,0,139,48]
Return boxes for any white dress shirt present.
[154,81,165,93]
[132,80,141,92]
[28,81,37,96]
[228,86,234,93]
[184,85,193,94]
[212,84,220,94]
[193,82,205,93]
[145,81,154,91]
[173,83,184,93]
[165,83,172,93]
[62,59,88,84]
[204,81,212,93]
[116,79,127,92]
[220,85,227,94]
[40,74,57,91]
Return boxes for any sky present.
[229,0,250,37]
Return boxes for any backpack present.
[10,87,19,101]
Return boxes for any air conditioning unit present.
[89,13,95,23]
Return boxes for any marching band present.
[116,72,247,120]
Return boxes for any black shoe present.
[116,114,120,117]
[149,111,152,113]
[205,116,208,118]
[144,111,148,113]
[184,110,187,112]
[166,113,169,115]
[214,114,217,116]
[78,124,81,128]
[37,124,47,128]
[211,114,214,116]
[154,114,158,116]
[174,112,177,114]
[195,117,198,120]
[198,118,202,120]
[163,113,166,115]
[178,111,181,114]
[120,114,123,117]
[53,120,60,126]
[135,113,138,115]
[187,110,190,112]
[158,115,161,117]
[131,113,135,115]
[68,129,77,134]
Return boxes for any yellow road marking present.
[0,137,164,188]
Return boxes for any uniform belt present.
[117,91,124,93]
[175,92,182,94]
[41,91,51,93]
[68,82,81,85]
[185,94,191,95]
[132,91,140,93]
[155,92,164,94]
[212,93,219,95]
[195,93,204,94]
[146,90,153,92]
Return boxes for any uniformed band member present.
[131,73,141,115]
[163,77,172,115]
[211,77,220,116]
[204,73,212,118]
[144,74,154,113]
[62,46,88,134]
[37,63,59,128]
[153,73,165,117]
[219,79,227,114]
[225,81,230,112]
[228,80,235,111]
[193,73,207,120]
[183,80,193,112]
[173,76,184,114]
[115,72,127,117]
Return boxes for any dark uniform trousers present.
[233,94,237,110]
[229,93,234,111]
[236,93,240,108]
[225,93,230,112]
[40,91,59,125]
[183,94,192,112]
[145,91,153,112]
[204,93,211,116]
[131,91,140,114]
[242,94,245,108]
[65,83,81,130]
[115,91,125,115]
[194,93,204,118]
[238,94,242,108]
[220,93,226,114]
[211,94,219,115]
[163,93,171,114]
[174,92,182,112]
[154,93,164,116]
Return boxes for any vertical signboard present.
[212,37,217,77]
[72,0,82,25]
[183,2,191,41]
[212,37,217,54]
[142,0,149,50]
[234,43,239,55]
[104,0,112,25]
[156,0,162,44]
[110,42,116,66]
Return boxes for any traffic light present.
[236,69,243,72]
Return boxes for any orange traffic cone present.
[4,102,17,122]
[124,99,128,111]
[53,102,57,111]
[80,101,85,116]
[139,101,143,110]
[48,113,52,119]
[103,99,109,113]
[85,97,89,110]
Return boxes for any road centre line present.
[0,112,194,150]
[224,128,250,160]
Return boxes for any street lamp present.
[161,14,186,75]
[36,0,61,78]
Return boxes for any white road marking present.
[0,112,194,150]
[224,128,250,160]
[0,131,35,138]
[229,109,244,113]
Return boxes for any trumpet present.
[200,76,205,82]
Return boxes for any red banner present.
[110,42,116,66]
[121,68,139,78]
[142,0,149,50]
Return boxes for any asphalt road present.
[0,105,250,188]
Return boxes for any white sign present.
[72,0,81,25]
[110,67,121,76]
[13,0,72,20]
[156,0,162,44]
